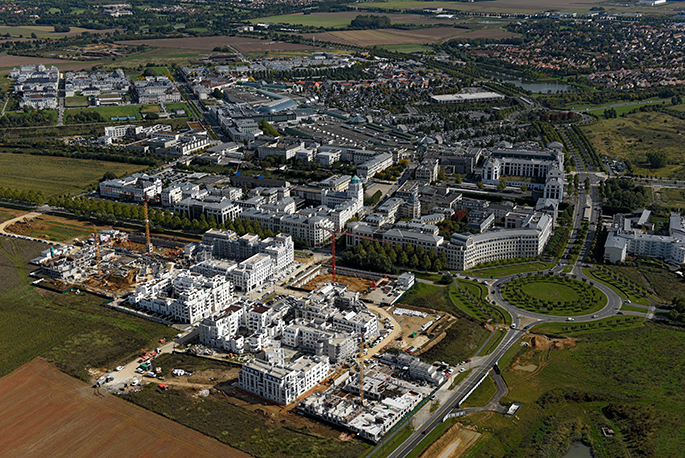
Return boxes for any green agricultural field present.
[378,44,432,52]
[0,25,93,38]
[581,111,685,178]
[250,14,353,28]
[0,238,171,380]
[123,382,371,458]
[471,323,685,457]
[359,0,610,13]
[0,153,146,197]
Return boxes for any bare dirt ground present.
[0,359,249,458]
[419,422,481,458]
[120,36,312,53]
[302,273,374,292]
[529,335,576,352]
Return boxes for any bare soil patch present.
[0,358,249,458]
[302,272,373,292]
[513,364,538,372]
[529,335,576,352]
[419,422,481,458]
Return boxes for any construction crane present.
[143,195,152,254]
[92,225,102,277]
[358,332,366,407]
[316,226,391,283]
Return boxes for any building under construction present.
[299,365,425,443]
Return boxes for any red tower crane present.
[317,226,391,283]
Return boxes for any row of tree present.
[0,187,45,205]
[340,239,449,274]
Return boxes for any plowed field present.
[0,359,249,458]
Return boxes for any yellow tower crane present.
[92,224,102,277]
[143,196,152,253]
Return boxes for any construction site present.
[27,203,187,298]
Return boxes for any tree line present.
[341,238,449,274]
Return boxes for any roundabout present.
[501,274,607,316]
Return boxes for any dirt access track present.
[0,359,249,458]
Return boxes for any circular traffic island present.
[501,274,607,316]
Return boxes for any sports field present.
[0,153,145,197]
[0,359,249,458]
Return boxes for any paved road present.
[0,207,63,245]
[376,328,522,458]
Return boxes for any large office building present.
[482,143,565,202]
[99,173,162,202]
[347,211,553,270]
[604,212,685,264]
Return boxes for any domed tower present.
[349,175,364,203]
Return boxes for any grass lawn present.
[375,425,414,458]
[656,187,685,210]
[0,205,26,222]
[138,104,161,113]
[520,281,579,302]
[621,304,648,314]
[420,317,490,365]
[534,315,643,336]
[65,95,90,107]
[471,323,685,457]
[477,328,506,356]
[502,276,607,316]
[634,262,685,302]
[66,105,142,122]
[0,238,172,380]
[581,111,685,178]
[401,282,455,313]
[584,268,650,305]
[467,262,553,277]
[405,418,462,458]
[460,374,497,408]
[0,153,146,197]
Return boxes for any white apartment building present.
[229,253,273,292]
[239,355,330,405]
[129,270,234,324]
[199,304,243,348]
[331,310,379,338]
